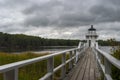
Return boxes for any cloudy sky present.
[0,0,120,40]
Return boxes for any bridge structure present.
[0,26,120,80]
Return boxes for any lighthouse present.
[86,25,98,47]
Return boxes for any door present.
[89,40,91,47]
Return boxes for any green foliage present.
[111,46,120,80]
[0,52,48,80]
[0,32,79,52]
[0,52,44,65]
[99,39,120,80]
[98,39,120,46]
[108,38,120,80]
[112,47,120,60]
[111,65,120,80]
[0,52,70,80]
[54,54,69,79]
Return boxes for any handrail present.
[0,48,78,72]
[96,48,120,69]
[0,42,85,80]
[94,42,120,80]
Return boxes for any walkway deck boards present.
[64,48,100,80]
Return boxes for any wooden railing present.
[0,42,85,80]
[94,42,120,80]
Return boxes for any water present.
[99,46,117,54]
[12,46,77,54]
[30,49,68,54]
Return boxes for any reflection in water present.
[33,49,68,54]
[13,46,77,54]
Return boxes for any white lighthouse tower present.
[86,25,98,47]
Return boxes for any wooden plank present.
[89,50,95,80]
[64,49,87,80]
[66,48,101,80]
[83,51,91,80]
[70,51,88,80]
[76,49,89,80]
[70,57,84,79]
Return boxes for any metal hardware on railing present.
[0,42,85,80]
[94,42,120,80]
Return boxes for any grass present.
[0,52,49,65]
[111,47,120,80]
[54,54,69,80]
[0,52,70,80]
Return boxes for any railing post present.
[96,50,102,63]
[98,52,102,61]
[97,50,103,70]
[47,57,54,80]
[61,53,66,79]
[84,43,86,52]
[76,50,79,62]
[78,48,81,59]
[74,50,77,64]
[104,58,111,80]
[69,51,73,70]
[4,68,18,80]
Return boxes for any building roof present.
[88,25,96,31]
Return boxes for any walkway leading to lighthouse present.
[64,48,101,80]
[1,25,120,80]
[1,43,120,80]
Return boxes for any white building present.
[86,25,98,47]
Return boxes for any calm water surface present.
[99,46,117,54]
[12,46,117,54]
[13,46,76,54]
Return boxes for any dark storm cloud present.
[21,0,120,28]
[59,13,95,26]
[0,0,30,9]
[1,0,120,40]
[22,0,96,27]
[22,0,63,15]
[24,15,50,27]
[90,3,120,23]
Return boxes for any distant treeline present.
[0,32,79,52]
[98,39,120,46]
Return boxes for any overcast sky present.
[0,0,120,40]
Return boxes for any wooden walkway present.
[64,48,100,80]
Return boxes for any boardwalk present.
[0,25,119,80]
[64,48,100,80]
[1,43,119,80]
